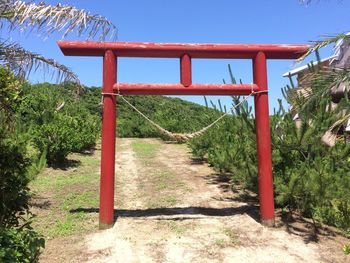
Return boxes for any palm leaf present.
[0,0,117,40]
[297,33,350,62]
[0,40,79,84]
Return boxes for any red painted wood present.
[180,54,192,87]
[253,51,275,226]
[57,41,309,59]
[99,50,116,229]
[113,83,258,95]
[58,40,309,229]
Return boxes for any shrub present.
[0,67,45,261]
[0,116,44,262]
[0,115,31,227]
[32,111,99,164]
[0,226,45,263]
[17,83,100,165]
[188,69,350,235]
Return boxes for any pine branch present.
[0,40,80,84]
[0,0,117,40]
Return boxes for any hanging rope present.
[102,86,267,142]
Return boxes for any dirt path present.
[81,138,349,263]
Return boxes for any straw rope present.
[102,86,267,142]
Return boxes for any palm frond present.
[329,112,350,132]
[299,0,312,4]
[287,63,350,102]
[0,40,80,85]
[297,33,350,62]
[0,0,117,40]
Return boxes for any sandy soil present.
[82,138,349,263]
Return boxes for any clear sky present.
[7,0,350,112]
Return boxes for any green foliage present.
[343,244,350,255]
[0,2,115,261]
[117,95,220,139]
[0,115,31,228]
[189,66,350,236]
[0,67,22,116]
[0,226,45,263]
[0,68,44,261]
[16,82,100,164]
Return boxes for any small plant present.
[343,244,350,255]
[214,238,226,248]
[223,228,240,246]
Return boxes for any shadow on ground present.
[276,210,342,244]
[201,172,339,244]
[50,159,82,170]
[70,205,260,223]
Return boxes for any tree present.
[0,1,116,261]
[0,0,116,83]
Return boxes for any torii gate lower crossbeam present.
[58,41,309,229]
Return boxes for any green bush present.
[0,72,45,260]
[117,95,219,138]
[0,115,31,227]
[0,67,22,116]
[0,226,45,263]
[32,112,99,164]
[17,83,100,165]
[188,69,350,235]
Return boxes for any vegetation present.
[188,61,350,237]
[0,68,46,262]
[30,151,100,238]
[81,85,221,139]
[17,82,100,164]
[0,1,116,261]
[1,1,349,261]
[0,0,116,83]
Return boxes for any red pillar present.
[99,50,116,229]
[253,51,275,227]
[180,54,192,87]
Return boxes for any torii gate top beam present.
[57,41,309,59]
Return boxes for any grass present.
[158,221,186,237]
[131,139,187,209]
[153,171,173,191]
[79,156,100,166]
[132,140,160,158]
[343,244,350,255]
[214,238,226,248]
[212,228,240,248]
[147,195,178,208]
[223,228,240,246]
[32,172,99,192]
[30,151,101,238]
[60,191,99,210]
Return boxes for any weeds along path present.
[85,138,346,263]
[31,138,349,262]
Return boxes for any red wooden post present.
[57,41,309,229]
[180,54,192,87]
[253,51,275,227]
[99,50,117,229]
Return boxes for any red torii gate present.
[58,41,309,229]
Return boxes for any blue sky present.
[7,0,350,112]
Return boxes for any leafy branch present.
[0,0,117,40]
[0,40,79,84]
[297,33,350,62]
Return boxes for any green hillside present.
[11,80,221,166]
[80,84,222,138]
